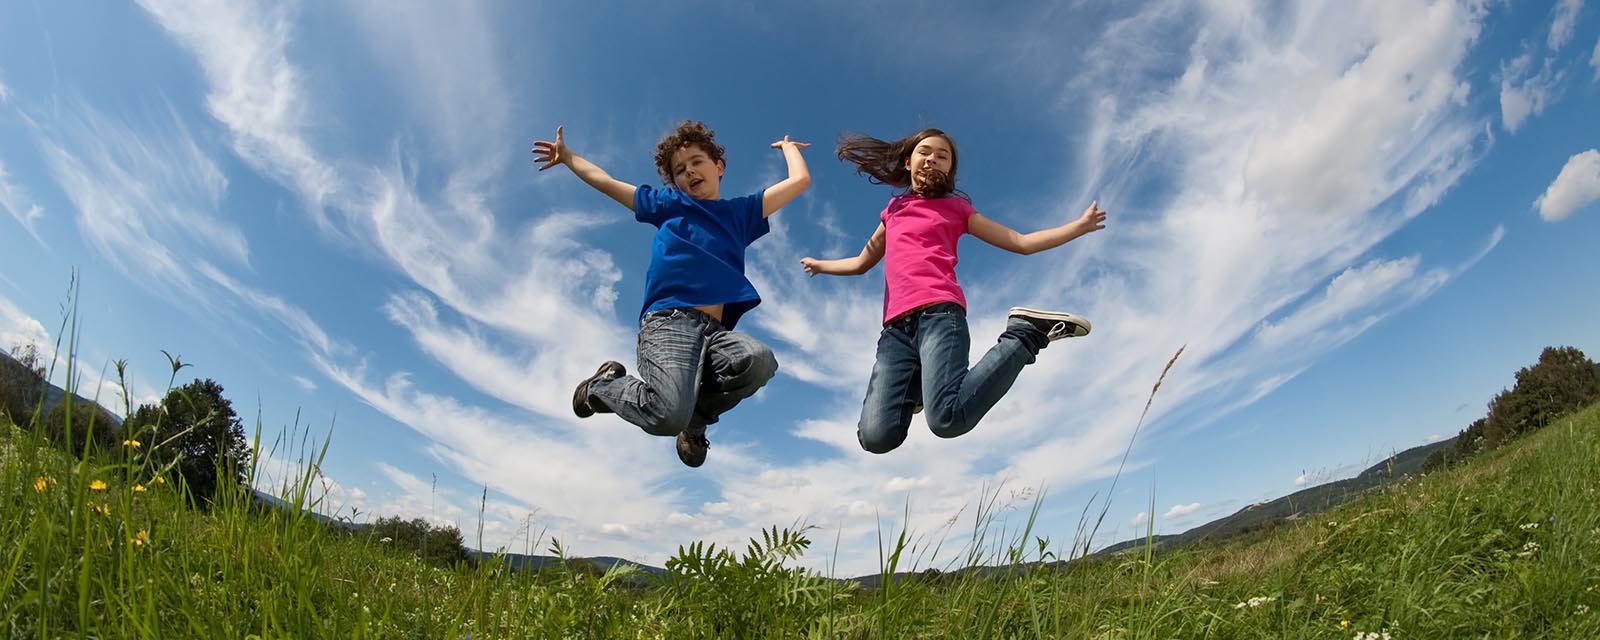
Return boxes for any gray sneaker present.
[572,361,626,418]
[1007,307,1091,341]
[676,425,709,468]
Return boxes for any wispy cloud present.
[1163,502,1201,519]
[1592,37,1600,79]
[1549,0,1585,51]
[135,0,341,233]
[33,99,245,306]
[1499,52,1562,133]
[0,158,45,245]
[1535,149,1600,222]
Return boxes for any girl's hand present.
[1078,200,1108,233]
[531,126,572,171]
[771,135,812,151]
[800,257,822,277]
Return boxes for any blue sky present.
[2,0,1598,575]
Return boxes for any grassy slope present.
[3,403,1598,638]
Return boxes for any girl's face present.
[906,135,954,192]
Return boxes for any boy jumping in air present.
[532,121,811,467]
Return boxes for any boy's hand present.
[531,126,572,171]
[1077,201,1108,233]
[800,257,821,277]
[770,135,812,151]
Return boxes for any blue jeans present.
[858,303,1050,454]
[588,308,779,437]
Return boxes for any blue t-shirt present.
[633,184,769,330]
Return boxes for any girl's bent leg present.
[922,313,1043,439]
[858,325,920,454]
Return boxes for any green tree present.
[124,378,252,506]
[40,397,121,456]
[369,516,470,567]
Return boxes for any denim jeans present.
[857,303,1050,454]
[588,308,779,437]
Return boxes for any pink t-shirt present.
[880,194,976,324]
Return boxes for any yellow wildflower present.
[133,484,146,493]
[33,476,54,492]
[131,530,149,547]
[154,476,167,485]
[89,480,108,491]
[92,503,109,517]
[1341,620,1351,629]
[123,439,141,448]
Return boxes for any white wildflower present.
[1519,522,1538,531]
[1233,595,1277,609]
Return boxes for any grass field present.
[3,398,1597,638]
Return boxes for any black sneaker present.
[1007,307,1091,341]
[676,425,709,468]
[572,361,626,418]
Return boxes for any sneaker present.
[1007,307,1091,341]
[572,361,626,418]
[676,425,709,468]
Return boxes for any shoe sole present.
[1008,307,1091,337]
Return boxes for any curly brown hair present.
[653,120,727,185]
[836,128,967,200]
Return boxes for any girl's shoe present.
[1007,307,1091,341]
[676,426,709,468]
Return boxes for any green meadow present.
[3,350,1598,638]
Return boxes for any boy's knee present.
[747,343,779,382]
[925,411,969,440]
[638,400,695,437]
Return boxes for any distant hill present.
[0,349,123,427]
[1095,436,1457,556]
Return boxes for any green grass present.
[4,399,1599,639]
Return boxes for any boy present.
[531,121,811,467]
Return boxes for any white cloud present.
[1549,0,1585,51]
[1534,149,1600,222]
[1592,37,1600,79]
[1294,473,1311,487]
[1499,52,1561,133]
[33,100,246,307]
[292,375,317,392]
[1426,434,1445,443]
[0,159,45,246]
[135,0,341,232]
[1129,511,1149,528]
[1163,503,1202,519]
[0,295,50,357]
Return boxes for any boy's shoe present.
[573,361,626,418]
[676,425,709,468]
[1007,307,1092,341]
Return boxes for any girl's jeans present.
[858,303,1049,454]
[588,307,778,437]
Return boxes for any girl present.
[801,128,1106,454]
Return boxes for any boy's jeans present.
[857,303,1049,454]
[588,307,778,437]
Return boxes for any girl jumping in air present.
[801,128,1107,454]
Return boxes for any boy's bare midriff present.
[694,304,724,323]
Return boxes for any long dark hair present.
[836,128,967,200]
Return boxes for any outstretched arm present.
[968,201,1108,255]
[801,223,886,277]
[762,136,812,218]
[531,126,637,211]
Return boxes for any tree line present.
[1423,345,1600,471]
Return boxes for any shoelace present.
[1046,321,1071,340]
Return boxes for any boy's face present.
[670,145,725,200]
